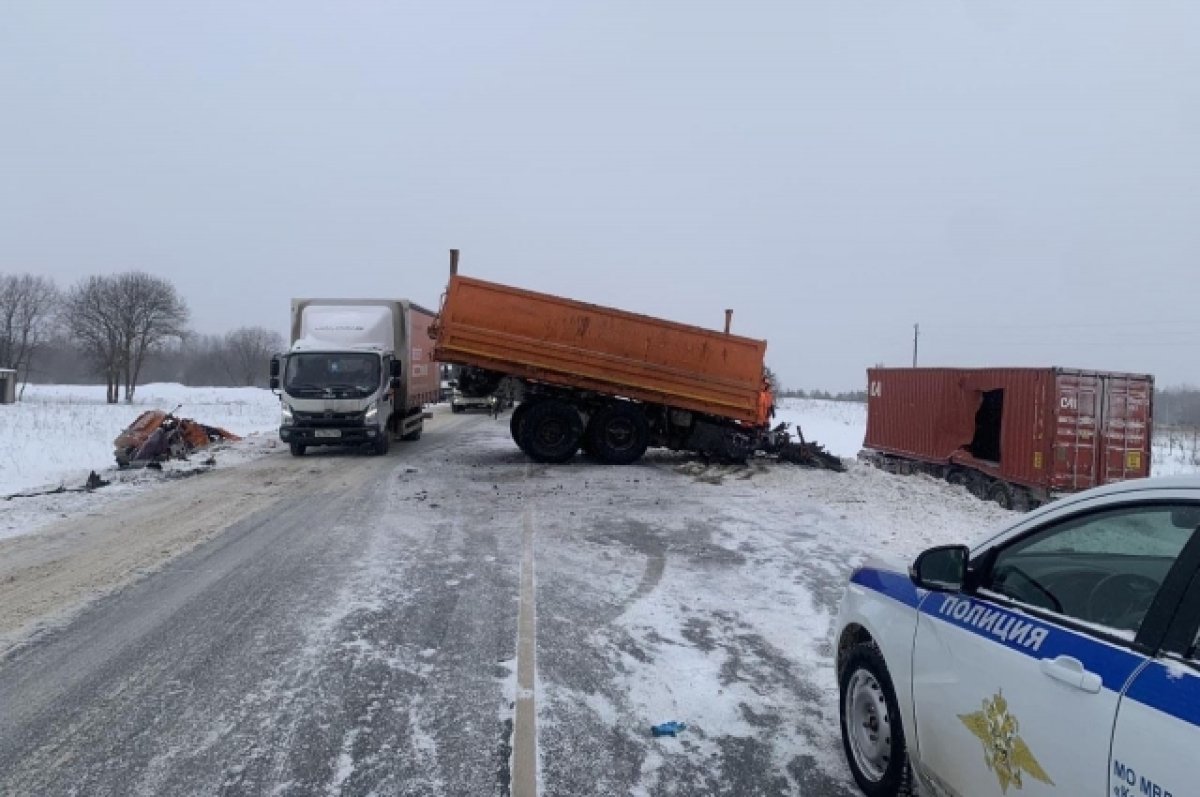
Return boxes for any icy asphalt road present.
[0,408,1009,796]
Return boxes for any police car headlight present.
[281,406,293,424]
[364,405,379,423]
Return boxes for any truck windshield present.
[284,353,381,398]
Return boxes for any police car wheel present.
[839,643,910,796]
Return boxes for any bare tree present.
[222,326,284,387]
[114,273,189,401]
[62,276,124,402]
[0,274,60,397]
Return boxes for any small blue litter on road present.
[650,721,687,737]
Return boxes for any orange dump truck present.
[433,251,841,469]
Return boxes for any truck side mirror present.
[269,356,280,378]
[269,376,280,391]
[390,359,403,378]
[909,544,969,592]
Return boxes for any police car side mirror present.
[910,545,969,592]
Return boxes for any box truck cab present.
[270,299,439,457]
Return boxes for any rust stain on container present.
[864,367,1153,494]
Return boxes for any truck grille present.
[293,410,365,428]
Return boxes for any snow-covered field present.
[2,389,1195,545]
[773,397,867,459]
[0,384,281,540]
[0,383,281,495]
[1155,427,1200,476]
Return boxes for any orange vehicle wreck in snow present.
[113,407,241,468]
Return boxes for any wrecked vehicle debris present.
[113,406,241,468]
[2,470,110,502]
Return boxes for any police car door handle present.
[1040,655,1103,694]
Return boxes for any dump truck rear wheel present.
[519,399,582,463]
[510,400,541,453]
[290,443,306,457]
[587,403,649,465]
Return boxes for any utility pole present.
[912,323,919,367]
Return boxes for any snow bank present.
[0,383,281,497]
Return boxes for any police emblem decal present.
[959,691,1054,792]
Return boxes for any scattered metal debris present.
[113,405,241,468]
[3,470,110,502]
[761,422,846,472]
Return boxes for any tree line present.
[1,272,282,402]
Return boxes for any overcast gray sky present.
[3,0,1197,391]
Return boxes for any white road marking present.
[512,503,538,797]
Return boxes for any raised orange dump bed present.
[434,275,771,425]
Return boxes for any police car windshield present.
[987,504,1196,635]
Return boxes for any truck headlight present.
[364,405,378,423]
[281,406,293,424]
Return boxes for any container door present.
[1097,375,1153,485]
[1053,374,1100,491]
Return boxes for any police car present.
[835,476,1200,797]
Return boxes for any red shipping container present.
[864,367,1153,502]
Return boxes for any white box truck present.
[270,299,440,456]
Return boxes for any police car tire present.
[839,643,911,797]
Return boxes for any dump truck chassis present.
[501,380,843,470]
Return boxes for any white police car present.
[835,476,1200,797]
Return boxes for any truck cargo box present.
[434,275,771,426]
[864,367,1153,497]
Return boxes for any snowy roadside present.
[0,384,281,541]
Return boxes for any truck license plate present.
[314,429,341,438]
